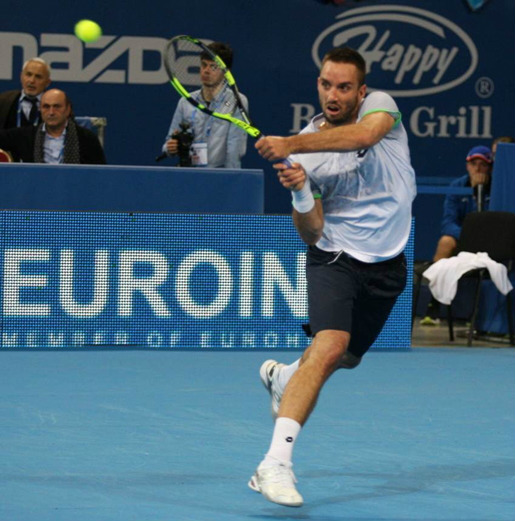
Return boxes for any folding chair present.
[413,211,515,346]
[75,117,107,148]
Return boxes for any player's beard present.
[321,95,360,127]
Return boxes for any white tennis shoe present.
[259,359,285,420]
[248,460,303,507]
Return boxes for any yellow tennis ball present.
[74,19,102,43]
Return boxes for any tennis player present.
[249,47,416,507]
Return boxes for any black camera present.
[174,121,194,167]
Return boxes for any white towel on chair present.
[422,252,513,305]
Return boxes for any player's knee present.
[326,342,356,374]
[309,330,350,374]
[324,347,347,371]
[312,340,347,373]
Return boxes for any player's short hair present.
[202,42,233,69]
[322,47,366,86]
[22,57,51,76]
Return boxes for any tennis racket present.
[162,35,291,165]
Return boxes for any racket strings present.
[164,35,257,134]
[164,37,234,116]
[164,38,205,91]
[213,88,238,115]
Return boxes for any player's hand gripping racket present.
[162,34,291,166]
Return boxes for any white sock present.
[263,417,301,465]
[277,359,300,393]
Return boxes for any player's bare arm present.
[256,112,395,161]
[293,199,324,245]
[275,162,324,245]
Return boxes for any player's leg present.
[259,358,298,420]
[249,329,349,507]
[260,331,361,421]
[259,247,357,420]
[259,250,406,421]
[345,252,408,359]
[276,248,407,424]
[250,246,357,506]
[277,330,349,423]
[259,341,318,421]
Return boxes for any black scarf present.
[33,119,81,163]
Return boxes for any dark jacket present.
[0,122,106,164]
[0,89,22,129]
[440,174,490,239]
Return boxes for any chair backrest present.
[75,116,107,148]
[458,211,515,262]
[0,148,13,162]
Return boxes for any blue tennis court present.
[1,347,514,521]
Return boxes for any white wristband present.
[291,182,315,213]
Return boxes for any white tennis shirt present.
[290,91,416,263]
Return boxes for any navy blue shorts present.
[305,246,407,358]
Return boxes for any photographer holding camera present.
[160,41,248,169]
[167,121,194,167]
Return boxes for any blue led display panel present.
[0,211,413,350]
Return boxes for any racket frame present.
[164,35,262,139]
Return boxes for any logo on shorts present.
[286,436,294,442]
[312,5,478,97]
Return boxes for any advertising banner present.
[0,211,413,350]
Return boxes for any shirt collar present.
[200,83,227,105]
[41,121,68,137]
[20,91,42,103]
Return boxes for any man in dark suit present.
[0,58,51,129]
[0,88,106,164]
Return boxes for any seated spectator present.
[0,88,106,164]
[0,57,51,129]
[421,145,493,325]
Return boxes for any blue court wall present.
[0,163,264,213]
[0,211,414,351]
[0,0,513,227]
